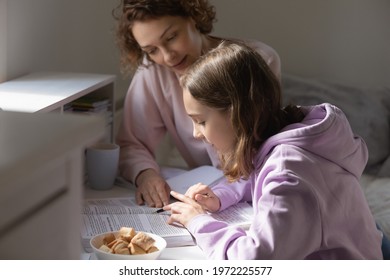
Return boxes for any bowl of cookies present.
[90,227,167,260]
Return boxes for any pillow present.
[378,155,390,177]
[360,174,390,238]
[281,74,390,174]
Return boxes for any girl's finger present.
[194,193,209,202]
[185,183,207,197]
[170,190,193,203]
[162,201,184,212]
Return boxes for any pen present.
[154,208,165,214]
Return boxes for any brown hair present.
[112,0,216,74]
[180,41,304,182]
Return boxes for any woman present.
[113,0,281,208]
[163,41,383,259]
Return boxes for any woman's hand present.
[135,169,171,208]
[163,191,207,227]
[185,183,221,212]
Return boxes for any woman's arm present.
[116,68,170,207]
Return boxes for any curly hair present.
[112,0,216,75]
[180,41,304,182]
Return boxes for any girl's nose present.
[193,125,204,140]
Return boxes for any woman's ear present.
[189,17,198,29]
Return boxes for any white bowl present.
[90,231,166,260]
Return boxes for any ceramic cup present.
[86,142,119,190]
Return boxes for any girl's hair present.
[180,41,304,182]
[112,0,216,75]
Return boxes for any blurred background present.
[1,0,389,115]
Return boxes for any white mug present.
[86,142,119,190]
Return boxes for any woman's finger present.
[135,190,144,205]
[141,190,155,208]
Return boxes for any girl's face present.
[183,88,236,153]
[132,16,204,76]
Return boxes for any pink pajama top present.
[116,39,281,183]
[187,104,383,259]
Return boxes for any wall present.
[1,0,389,103]
[1,0,129,106]
[211,0,390,88]
[0,0,6,83]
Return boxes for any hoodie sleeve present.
[211,178,253,211]
[187,157,322,259]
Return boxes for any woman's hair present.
[180,41,304,182]
[112,0,216,74]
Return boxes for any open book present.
[81,197,253,249]
[81,165,253,250]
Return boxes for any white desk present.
[83,183,207,260]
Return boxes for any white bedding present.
[360,174,390,238]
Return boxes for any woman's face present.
[183,88,235,153]
[132,16,204,75]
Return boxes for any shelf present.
[0,71,116,142]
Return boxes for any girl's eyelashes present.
[193,117,204,124]
[192,119,205,126]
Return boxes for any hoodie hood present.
[255,103,368,178]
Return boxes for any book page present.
[166,165,224,194]
[211,202,253,229]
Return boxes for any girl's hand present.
[163,191,206,227]
[135,169,171,208]
[185,183,221,212]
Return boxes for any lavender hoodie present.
[187,104,383,259]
